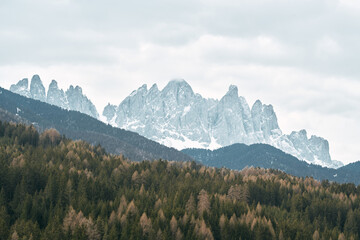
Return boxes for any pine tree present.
[186,194,196,213]
[0,207,10,240]
[344,210,356,235]
[176,228,183,240]
[11,231,19,240]
[140,212,153,236]
[338,233,346,240]
[170,216,178,236]
[198,190,210,217]
[195,219,214,240]
[312,230,320,240]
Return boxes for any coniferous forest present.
[1,121,360,240]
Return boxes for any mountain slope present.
[182,144,359,185]
[0,87,192,162]
[104,80,342,168]
[10,75,99,119]
[336,161,360,184]
[1,122,359,240]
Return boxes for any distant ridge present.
[103,80,342,168]
[1,86,359,185]
[0,87,192,162]
[182,144,360,185]
[10,75,99,119]
[6,77,345,169]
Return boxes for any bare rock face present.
[66,85,99,119]
[10,75,99,120]
[9,76,341,168]
[10,78,30,98]
[47,80,68,109]
[30,75,46,102]
[104,79,342,168]
[102,103,117,123]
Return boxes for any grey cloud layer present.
[2,0,360,77]
[0,0,359,163]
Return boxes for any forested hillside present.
[183,144,360,185]
[1,121,360,240]
[0,87,192,162]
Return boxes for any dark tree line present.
[0,121,360,239]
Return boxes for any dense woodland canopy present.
[0,121,360,240]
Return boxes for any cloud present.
[338,0,360,11]
[0,0,359,164]
[316,36,342,57]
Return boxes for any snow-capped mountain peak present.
[130,84,148,97]
[29,75,46,102]
[8,76,343,168]
[149,83,159,92]
[10,78,30,98]
[47,80,68,109]
[66,85,99,119]
[10,75,99,119]
[103,80,342,168]
[225,85,239,98]
[102,103,117,123]
[162,79,195,101]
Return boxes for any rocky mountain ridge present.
[103,79,343,169]
[8,76,343,168]
[0,86,192,162]
[10,75,99,119]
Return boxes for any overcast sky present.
[0,0,359,164]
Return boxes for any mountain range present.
[8,76,343,169]
[182,144,360,185]
[102,80,342,168]
[10,75,99,119]
[0,87,191,162]
[1,86,359,184]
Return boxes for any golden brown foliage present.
[197,190,210,216]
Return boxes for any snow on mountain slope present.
[10,75,99,119]
[103,79,343,168]
[65,85,99,119]
[47,80,68,109]
[10,78,31,98]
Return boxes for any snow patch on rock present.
[104,80,342,169]
[10,75,99,119]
